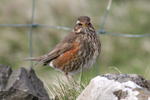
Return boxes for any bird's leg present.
[65,73,79,85]
[71,75,79,85]
[65,73,70,83]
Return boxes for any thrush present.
[23,16,101,81]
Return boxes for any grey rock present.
[0,64,50,100]
[0,64,12,91]
[102,74,150,90]
[77,73,150,100]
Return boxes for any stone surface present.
[77,73,150,100]
[0,64,50,100]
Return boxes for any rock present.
[77,73,150,100]
[0,64,50,100]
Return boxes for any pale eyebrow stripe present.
[76,20,80,24]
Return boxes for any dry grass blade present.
[49,77,86,100]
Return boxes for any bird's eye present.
[88,23,91,25]
[78,23,82,26]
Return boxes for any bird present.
[23,16,101,82]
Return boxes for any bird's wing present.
[37,32,78,65]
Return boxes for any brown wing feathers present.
[23,32,77,66]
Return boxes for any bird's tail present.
[22,56,43,61]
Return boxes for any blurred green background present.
[0,0,150,87]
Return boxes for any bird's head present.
[73,16,95,34]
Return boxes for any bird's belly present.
[68,50,99,75]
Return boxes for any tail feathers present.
[22,57,42,61]
[22,55,49,66]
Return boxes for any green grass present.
[44,76,87,100]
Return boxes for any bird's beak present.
[82,23,88,27]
